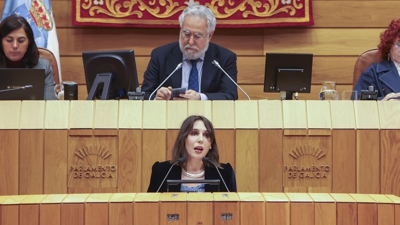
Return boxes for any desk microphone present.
[212,60,251,100]
[0,85,33,93]
[148,62,183,100]
[156,157,185,193]
[202,157,230,192]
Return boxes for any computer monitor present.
[166,179,220,192]
[0,68,45,100]
[264,53,313,100]
[82,49,139,100]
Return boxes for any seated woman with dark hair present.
[147,115,237,192]
[354,18,400,100]
[0,15,56,100]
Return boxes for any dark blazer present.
[141,42,238,100]
[147,161,237,192]
[354,59,400,99]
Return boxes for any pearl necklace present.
[182,168,205,178]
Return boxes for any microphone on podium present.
[156,157,185,193]
[202,157,230,192]
[148,62,183,100]
[212,60,251,100]
[0,85,33,93]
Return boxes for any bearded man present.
[141,4,238,100]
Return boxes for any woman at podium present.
[147,115,237,192]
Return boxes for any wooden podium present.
[0,100,399,196]
[0,192,399,225]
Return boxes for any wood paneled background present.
[1,0,398,100]
[1,100,400,196]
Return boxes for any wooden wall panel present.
[358,203,378,225]
[118,130,142,193]
[166,130,179,160]
[236,130,259,192]
[85,203,109,225]
[159,202,187,225]
[61,203,85,225]
[357,130,380,194]
[259,130,283,192]
[336,203,357,225]
[380,130,400,197]
[134,202,159,225]
[2,98,400,195]
[0,205,19,225]
[214,130,236,170]
[40,204,61,225]
[314,203,335,225]
[0,130,19,195]
[19,130,44,195]
[212,101,235,128]
[188,202,213,225]
[312,1,400,27]
[377,204,394,225]
[0,101,21,129]
[142,130,167,191]
[44,130,68,194]
[67,130,118,193]
[241,202,265,225]
[20,204,39,225]
[266,202,290,225]
[332,130,356,193]
[290,203,314,225]
[109,203,133,225]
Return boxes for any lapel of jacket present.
[164,165,182,192]
[204,165,220,192]
[201,43,218,92]
[377,60,400,93]
[169,43,184,88]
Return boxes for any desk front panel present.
[0,100,399,196]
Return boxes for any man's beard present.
[179,39,209,60]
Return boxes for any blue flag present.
[1,0,61,80]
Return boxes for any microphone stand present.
[202,157,230,192]
[212,60,251,100]
[156,157,185,193]
[148,63,183,100]
[0,85,33,93]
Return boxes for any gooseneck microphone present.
[0,85,33,93]
[148,62,183,100]
[202,157,230,192]
[156,157,185,193]
[212,60,251,100]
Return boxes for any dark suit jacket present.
[147,161,237,192]
[141,42,238,100]
[354,60,400,99]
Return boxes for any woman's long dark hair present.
[170,115,221,168]
[0,15,39,68]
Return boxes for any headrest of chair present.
[352,49,381,88]
[38,47,60,84]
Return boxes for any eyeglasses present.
[181,29,207,41]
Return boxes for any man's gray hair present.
[179,4,216,34]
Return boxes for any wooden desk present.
[0,100,399,196]
[0,192,399,225]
